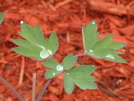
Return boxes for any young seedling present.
[0,12,127,101]
[12,20,126,94]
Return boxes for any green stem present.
[74,53,85,57]
[0,76,25,101]
[35,79,52,101]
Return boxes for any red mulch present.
[0,0,134,101]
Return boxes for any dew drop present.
[20,21,24,24]
[89,49,93,52]
[106,54,114,59]
[40,50,49,59]
[92,21,95,25]
[53,73,55,75]
[40,49,53,59]
[56,64,64,71]
[67,73,69,75]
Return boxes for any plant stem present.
[35,79,52,101]
[32,73,36,101]
[19,56,25,85]
[0,76,25,101]
[74,53,85,57]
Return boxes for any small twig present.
[0,76,25,101]
[98,80,119,97]
[35,79,52,101]
[88,0,134,16]
[55,0,73,9]
[19,56,25,85]
[32,73,36,101]
[74,54,85,57]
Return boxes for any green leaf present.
[45,69,63,79]
[82,21,99,50]
[12,22,59,60]
[106,42,126,50]
[72,75,97,90]
[86,49,114,59]
[68,65,96,75]
[64,65,97,94]
[82,21,127,63]
[105,54,127,63]
[43,40,52,51]
[49,32,59,54]
[12,45,42,57]
[19,22,38,45]
[33,24,45,45]
[64,72,75,94]
[86,49,127,63]
[12,39,31,47]
[0,12,5,24]
[19,22,45,47]
[93,49,115,57]
[92,34,113,50]
[62,54,78,70]
[42,59,59,69]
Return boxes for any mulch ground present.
[0,0,134,101]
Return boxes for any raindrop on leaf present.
[53,73,55,75]
[20,21,24,24]
[92,21,95,25]
[56,64,64,71]
[40,49,53,59]
[106,54,114,59]
[89,49,93,52]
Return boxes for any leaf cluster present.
[82,21,127,63]
[11,19,127,94]
[12,22,58,61]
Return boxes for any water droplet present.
[20,21,24,24]
[67,73,69,75]
[53,73,55,75]
[40,49,53,59]
[56,64,64,71]
[106,54,114,59]
[92,21,95,25]
[89,49,93,52]
[40,50,49,59]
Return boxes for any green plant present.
[0,12,127,100]
[12,20,126,94]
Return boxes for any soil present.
[0,0,134,101]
